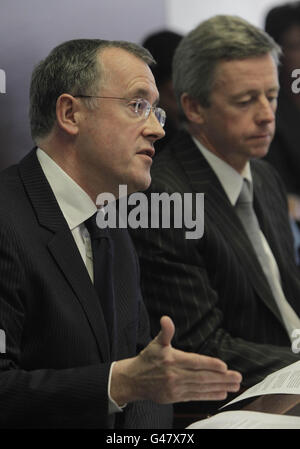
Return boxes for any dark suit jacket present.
[0,149,172,429]
[131,130,300,389]
[265,91,300,195]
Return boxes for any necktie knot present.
[237,179,252,205]
[85,212,109,240]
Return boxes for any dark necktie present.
[85,213,116,354]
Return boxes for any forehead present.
[212,54,279,95]
[99,47,158,99]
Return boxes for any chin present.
[138,177,152,193]
[128,175,151,195]
[249,145,270,160]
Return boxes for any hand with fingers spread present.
[111,316,242,406]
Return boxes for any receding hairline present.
[89,44,156,90]
[94,46,157,96]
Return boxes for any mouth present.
[137,148,155,159]
[248,133,272,140]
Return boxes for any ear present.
[180,93,206,125]
[56,94,81,136]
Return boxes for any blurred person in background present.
[265,1,300,263]
[142,30,183,154]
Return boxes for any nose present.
[255,97,276,124]
[143,109,166,142]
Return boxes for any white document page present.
[223,360,300,409]
[186,410,300,429]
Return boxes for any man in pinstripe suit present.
[131,15,300,410]
[0,38,242,428]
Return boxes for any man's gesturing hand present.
[111,316,242,406]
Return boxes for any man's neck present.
[188,127,247,175]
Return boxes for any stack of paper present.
[187,360,300,429]
[187,410,300,429]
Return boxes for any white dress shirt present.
[36,148,123,414]
[192,137,300,341]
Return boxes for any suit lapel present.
[173,132,284,323]
[18,149,111,361]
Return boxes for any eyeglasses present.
[73,95,166,128]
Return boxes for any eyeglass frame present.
[73,95,166,128]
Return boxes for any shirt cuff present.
[108,361,127,414]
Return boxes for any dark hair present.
[30,39,155,142]
[265,1,300,44]
[142,30,182,87]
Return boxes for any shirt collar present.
[192,136,252,206]
[36,148,97,230]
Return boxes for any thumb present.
[156,316,175,347]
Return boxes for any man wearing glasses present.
[0,39,241,428]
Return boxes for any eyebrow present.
[231,87,279,100]
[128,88,160,105]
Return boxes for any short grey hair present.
[173,15,282,117]
[30,39,155,141]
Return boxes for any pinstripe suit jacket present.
[131,130,300,388]
[0,149,172,429]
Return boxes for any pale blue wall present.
[0,0,166,168]
[166,0,298,33]
[1,0,295,168]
